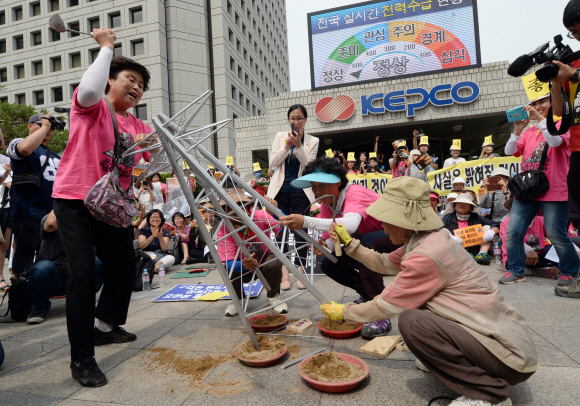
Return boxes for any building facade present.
[0,0,290,158]
[234,61,530,177]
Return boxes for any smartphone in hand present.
[290,123,299,137]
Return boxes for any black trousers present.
[53,199,136,363]
[569,152,580,229]
[275,190,310,265]
[11,218,42,275]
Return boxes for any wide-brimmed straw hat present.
[491,167,510,178]
[366,177,443,232]
[453,193,476,207]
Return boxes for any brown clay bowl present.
[298,352,369,392]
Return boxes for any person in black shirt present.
[27,211,103,324]
[137,209,175,271]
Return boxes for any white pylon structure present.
[123,91,336,349]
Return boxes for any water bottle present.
[493,242,502,264]
[142,269,150,292]
[158,265,166,287]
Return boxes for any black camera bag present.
[0,273,32,322]
[12,149,51,189]
[508,144,550,202]
[133,249,156,291]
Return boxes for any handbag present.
[508,143,550,202]
[84,99,139,228]
[0,273,32,322]
[133,249,156,291]
[11,148,51,189]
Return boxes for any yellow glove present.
[334,224,353,246]
[320,301,344,321]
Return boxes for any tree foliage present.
[0,102,69,154]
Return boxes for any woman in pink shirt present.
[51,28,157,387]
[502,94,580,292]
[390,145,409,178]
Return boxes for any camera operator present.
[7,114,61,281]
[550,1,580,235]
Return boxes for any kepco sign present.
[361,81,480,118]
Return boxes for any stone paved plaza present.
[1,263,579,406]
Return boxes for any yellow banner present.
[347,156,522,197]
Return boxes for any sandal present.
[280,278,291,291]
[0,279,8,292]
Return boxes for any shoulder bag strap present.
[547,84,572,135]
[104,98,121,164]
[538,143,550,172]
[41,148,51,173]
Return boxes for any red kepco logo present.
[315,95,356,123]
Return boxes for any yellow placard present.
[523,71,550,102]
[369,152,377,158]
[325,149,334,158]
[347,152,355,161]
[453,224,485,248]
[208,165,214,170]
[399,140,406,147]
[484,135,493,146]
[132,168,145,177]
[452,139,462,150]
[181,161,190,170]
[253,162,261,171]
[420,136,429,145]
[196,291,230,301]
[226,156,234,166]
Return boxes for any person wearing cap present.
[216,190,286,316]
[7,113,61,285]
[430,192,442,218]
[480,167,511,223]
[452,177,466,192]
[442,193,500,265]
[442,191,482,217]
[321,177,538,406]
[390,145,409,178]
[186,199,217,264]
[406,149,430,185]
[413,129,438,170]
[444,145,466,168]
[280,157,400,339]
[502,94,580,292]
[479,141,500,160]
[345,154,359,174]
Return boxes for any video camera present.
[41,115,66,131]
[508,35,580,81]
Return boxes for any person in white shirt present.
[444,145,466,168]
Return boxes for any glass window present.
[13,6,23,21]
[130,7,142,24]
[50,0,59,12]
[231,85,236,99]
[134,105,147,120]
[88,18,99,31]
[132,40,144,56]
[70,83,79,98]
[69,22,79,37]
[0,11,5,25]
[113,44,122,57]
[0,68,7,82]
[34,90,44,105]
[230,57,235,71]
[69,0,79,7]
[0,40,5,53]
[89,48,99,63]
[16,64,26,79]
[32,31,42,46]
[14,35,24,50]
[31,2,41,17]
[50,28,60,41]
[16,94,26,105]
[33,61,43,75]
[0,97,7,104]
[109,12,121,28]
[70,52,81,68]
[52,56,62,72]
[53,87,63,102]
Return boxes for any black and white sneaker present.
[94,326,137,346]
[70,357,107,387]
[27,311,47,324]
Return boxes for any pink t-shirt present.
[500,215,547,265]
[320,184,382,240]
[514,123,571,201]
[392,161,407,178]
[216,209,280,262]
[52,88,152,200]
[457,220,469,229]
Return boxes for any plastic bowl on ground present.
[235,343,288,367]
[298,352,369,393]
[316,321,363,338]
[247,314,288,332]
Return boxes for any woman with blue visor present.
[279,157,400,339]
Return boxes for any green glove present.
[334,224,353,246]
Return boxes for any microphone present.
[508,54,535,77]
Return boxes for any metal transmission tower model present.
[123,91,336,349]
